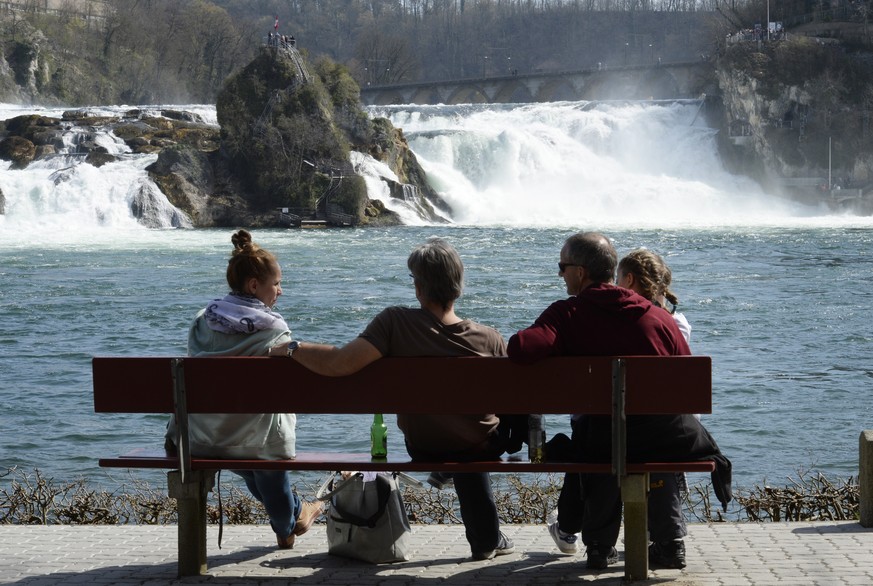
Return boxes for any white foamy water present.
[371,101,866,229]
[1,155,166,237]
[3,100,871,247]
[350,151,444,225]
[0,103,223,241]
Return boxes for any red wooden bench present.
[93,355,714,580]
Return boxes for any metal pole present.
[828,136,832,192]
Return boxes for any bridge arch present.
[370,90,406,105]
[535,78,582,102]
[448,84,489,105]
[410,87,443,105]
[636,68,681,100]
[493,80,535,104]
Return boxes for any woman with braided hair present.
[616,248,692,569]
[617,249,690,343]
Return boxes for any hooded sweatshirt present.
[165,308,296,459]
[507,283,689,360]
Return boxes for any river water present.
[1,101,872,500]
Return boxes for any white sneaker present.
[548,522,578,554]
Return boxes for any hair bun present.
[231,229,254,252]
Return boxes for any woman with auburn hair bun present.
[165,229,321,550]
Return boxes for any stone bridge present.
[360,61,711,106]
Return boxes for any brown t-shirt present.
[360,306,507,458]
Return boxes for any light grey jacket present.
[165,309,296,459]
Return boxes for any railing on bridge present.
[359,61,709,106]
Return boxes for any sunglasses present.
[558,262,582,272]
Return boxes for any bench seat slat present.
[99,448,716,474]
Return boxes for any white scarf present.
[204,293,289,334]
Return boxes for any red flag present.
[274,16,279,31]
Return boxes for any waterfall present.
[2,101,869,243]
[401,184,417,202]
[369,101,853,228]
[0,104,197,240]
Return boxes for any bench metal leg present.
[168,470,215,577]
[621,473,649,581]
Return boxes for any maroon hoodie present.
[507,282,690,361]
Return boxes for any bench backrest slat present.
[93,355,711,416]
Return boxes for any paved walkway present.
[1,521,871,585]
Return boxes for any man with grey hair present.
[284,238,514,561]
[507,231,697,570]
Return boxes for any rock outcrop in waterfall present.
[0,45,447,227]
[153,45,446,227]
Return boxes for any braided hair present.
[618,248,679,313]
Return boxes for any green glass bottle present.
[370,413,388,459]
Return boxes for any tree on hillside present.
[3,0,870,105]
[354,28,419,85]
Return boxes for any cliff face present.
[0,19,111,107]
[715,38,873,204]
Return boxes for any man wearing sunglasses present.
[507,231,728,571]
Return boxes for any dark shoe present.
[649,539,686,569]
[586,544,619,569]
[276,533,295,549]
[472,532,515,561]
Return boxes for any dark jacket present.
[582,413,732,510]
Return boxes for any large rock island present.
[0,45,447,228]
[165,43,447,227]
